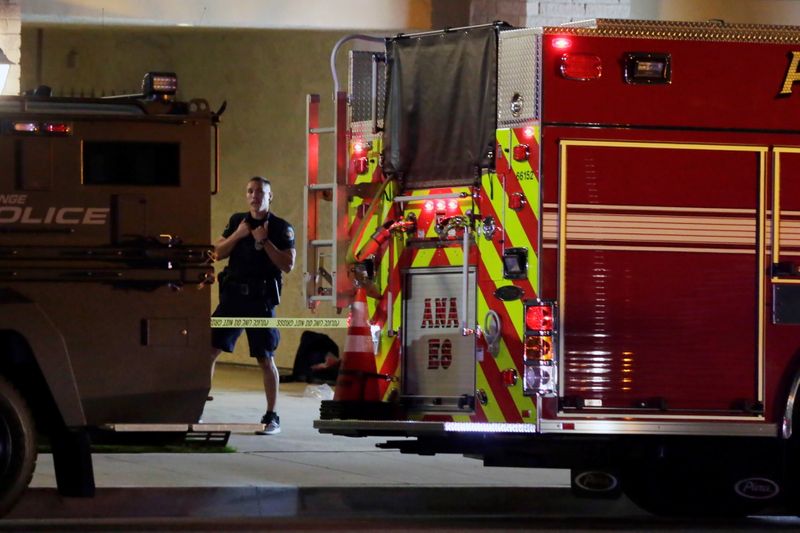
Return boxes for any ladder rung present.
[309,126,334,134]
[309,183,334,191]
[310,295,334,302]
[311,240,333,247]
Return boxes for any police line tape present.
[210,317,348,329]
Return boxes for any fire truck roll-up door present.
[403,268,477,411]
[553,140,764,415]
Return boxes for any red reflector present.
[552,37,572,50]
[560,54,602,81]
[526,305,554,332]
[562,423,575,430]
[512,144,529,162]
[355,157,368,174]
[509,192,527,211]
[501,369,518,387]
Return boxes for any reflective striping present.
[211,317,347,328]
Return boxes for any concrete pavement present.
[6,364,644,520]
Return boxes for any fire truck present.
[307,19,800,515]
[0,73,222,512]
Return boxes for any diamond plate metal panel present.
[348,51,386,136]
[498,28,540,127]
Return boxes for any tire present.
[622,440,780,517]
[0,376,37,515]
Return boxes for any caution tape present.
[210,317,348,329]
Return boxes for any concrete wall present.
[20,0,434,30]
[0,0,19,95]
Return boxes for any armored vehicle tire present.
[0,376,37,515]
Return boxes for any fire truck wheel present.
[621,444,776,517]
[0,376,37,516]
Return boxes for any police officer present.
[212,176,295,435]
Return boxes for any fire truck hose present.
[484,310,501,356]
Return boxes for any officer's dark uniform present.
[212,211,295,358]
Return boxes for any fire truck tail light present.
[43,122,72,135]
[435,200,446,212]
[525,336,553,362]
[522,126,535,139]
[447,199,459,211]
[424,200,435,212]
[525,365,556,394]
[526,305,554,332]
[13,121,38,133]
[560,54,602,81]
[353,141,365,155]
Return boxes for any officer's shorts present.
[211,286,280,359]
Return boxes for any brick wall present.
[470,0,631,29]
[470,0,528,27]
[527,0,631,27]
[0,0,19,95]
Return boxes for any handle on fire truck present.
[462,216,472,336]
[212,121,220,195]
[330,34,386,96]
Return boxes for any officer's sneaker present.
[256,411,280,435]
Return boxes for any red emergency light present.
[424,200,435,212]
[447,199,459,211]
[435,200,446,212]
[560,54,602,81]
[552,37,572,50]
[43,122,72,135]
[353,141,366,155]
[522,126,535,139]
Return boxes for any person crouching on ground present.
[211,176,295,435]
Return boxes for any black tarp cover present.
[382,26,499,185]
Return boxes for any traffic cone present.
[333,286,381,402]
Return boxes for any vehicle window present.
[83,141,179,186]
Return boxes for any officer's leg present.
[257,355,279,413]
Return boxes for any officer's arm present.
[263,242,295,273]
[215,220,249,259]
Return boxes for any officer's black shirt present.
[219,211,295,294]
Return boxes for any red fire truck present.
[306,19,800,515]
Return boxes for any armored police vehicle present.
[0,73,220,512]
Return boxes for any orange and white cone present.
[333,287,381,402]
